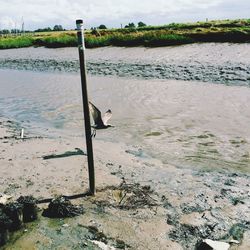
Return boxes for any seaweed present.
[42,196,84,218]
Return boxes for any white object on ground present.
[90,240,116,250]
[21,128,24,139]
[203,239,230,250]
[229,239,240,244]
[0,194,12,204]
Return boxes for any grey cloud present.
[0,0,248,30]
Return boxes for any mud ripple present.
[1,58,250,86]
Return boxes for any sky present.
[0,0,249,30]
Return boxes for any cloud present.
[0,0,248,30]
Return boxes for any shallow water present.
[0,44,250,172]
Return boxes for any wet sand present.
[0,118,249,249]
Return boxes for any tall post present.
[76,19,95,195]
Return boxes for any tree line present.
[0,22,147,34]
[93,21,147,30]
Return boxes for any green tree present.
[53,25,63,31]
[138,21,146,27]
[1,29,10,34]
[34,27,52,32]
[125,22,135,28]
[98,24,107,29]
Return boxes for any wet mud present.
[0,58,250,86]
[1,44,250,249]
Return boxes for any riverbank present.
[0,19,250,49]
[0,118,249,249]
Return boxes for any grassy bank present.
[0,36,33,49]
[1,19,250,49]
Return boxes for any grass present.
[34,33,77,48]
[1,18,250,49]
[0,36,33,49]
[85,35,112,48]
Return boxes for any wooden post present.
[76,19,95,195]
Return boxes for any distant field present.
[1,19,250,49]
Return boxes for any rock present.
[196,239,230,250]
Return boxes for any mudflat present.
[0,117,249,249]
[0,44,250,249]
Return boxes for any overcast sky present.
[0,0,249,30]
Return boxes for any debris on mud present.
[168,219,250,249]
[42,196,84,218]
[86,225,108,244]
[169,223,215,249]
[83,225,130,249]
[94,182,158,210]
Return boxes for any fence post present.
[76,19,95,195]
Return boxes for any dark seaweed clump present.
[42,196,84,218]
[2,202,23,231]
[0,195,38,247]
[0,210,12,246]
[17,195,38,222]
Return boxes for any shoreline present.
[0,19,250,50]
[1,118,250,249]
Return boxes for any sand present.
[0,118,249,250]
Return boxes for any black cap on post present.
[76,19,85,48]
[76,19,83,24]
[76,19,83,28]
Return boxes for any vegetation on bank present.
[0,19,250,49]
[0,36,33,49]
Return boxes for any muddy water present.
[0,44,250,172]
